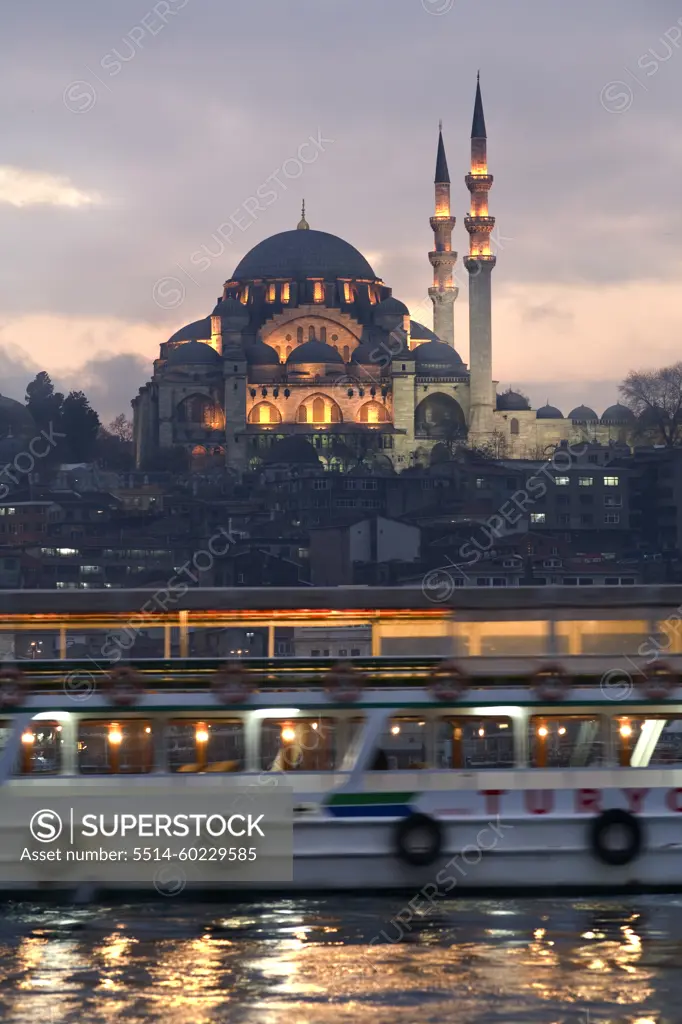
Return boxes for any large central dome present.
[232,229,376,281]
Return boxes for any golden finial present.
[297,199,309,230]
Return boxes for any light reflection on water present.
[0,896,678,1023]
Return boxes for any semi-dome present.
[286,340,344,365]
[410,320,440,342]
[497,389,530,411]
[536,403,564,419]
[601,402,635,425]
[245,340,280,366]
[375,296,409,316]
[264,436,321,466]
[232,229,376,281]
[414,340,467,375]
[568,404,599,422]
[167,318,212,344]
[213,297,248,318]
[165,341,221,365]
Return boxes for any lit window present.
[554,476,569,486]
[579,476,593,487]
[78,720,153,774]
[261,718,336,770]
[281,282,290,303]
[343,282,351,302]
[604,476,619,487]
[604,513,620,524]
[313,281,324,303]
[167,720,244,773]
[7,508,15,515]
[266,283,276,302]
[240,285,249,304]
[530,513,546,524]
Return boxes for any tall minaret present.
[428,122,458,348]
[465,73,496,441]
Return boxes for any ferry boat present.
[2,649,682,894]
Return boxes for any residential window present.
[604,496,622,507]
[530,513,546,524]
[578,476,593,487]
[604,476,619,487]
[351,649,361,656]
[604,513,620,524]
[554,476,569,486]
[475,477,486,489]
[580,514,593,525]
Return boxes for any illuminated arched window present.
[511,417,520,436]
[358,401,388,424]
[178,394,222,427]
[281,282,290,303]
[313,397,325,422]
[296,395,342,424]
[248,401,282,425]
[266,283,276,302]
[313,282,324,303]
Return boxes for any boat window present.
[371,717,429,770]
[436,717,514,769]
[261,718,335,771]
[614,716,682,767]
[78,720,153,774]
[20,720,62,775]
[167,720,244,773]
[529,715,605,768]
[554,620,648,656]
[0,720,12,751]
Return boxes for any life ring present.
[394,813,443,867]
[589,809,643,867]
[0,667,27,709]
[638,662,677,701]
[103,667,144,707]
[428,660,469,702]
[325,662,364,703]
[212,664,252,705]
[532,664,571,702]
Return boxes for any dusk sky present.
[1,0,681,423]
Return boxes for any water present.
[0,895,677,1023]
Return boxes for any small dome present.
[496,389,530,412]
[414,340,467,375]
[601,402,635,425]
[375,296,409,316]
[165,341,221,365]
[568,404,599,422]
[167,318,212,344]
[245,340,280,366]
[264,436,322,466]
[213,297,247,317]
[536,403,564,420]
[286,340,344,365]
[410,320,440,342]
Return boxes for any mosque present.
[132,77,635,473]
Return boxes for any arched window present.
[312,397,325,423]
[510,417,520,436]
[320,327,327,343]
[296,394,342,424]
[297,327,303,344]
[308,325,315,342]
[342,345,350,362]
[285,346,292,359]
[178,394,217,426]
[358,401,389,424]
[248,402,282,425]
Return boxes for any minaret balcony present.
[465,174,494,192]
[464,215,495,234]
[429,250,458,266]
[429,215,456,231]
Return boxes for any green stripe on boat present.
[326,792,415,806]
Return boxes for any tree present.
[25,371,63,433]
[61,391,100,461]
[620,362,682,446]
[108,414,133,442]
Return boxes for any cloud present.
[0,166,103,208]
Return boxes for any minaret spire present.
[428,123,458,348]
[465,73,496,442]
[297,199,309,230]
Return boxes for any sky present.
[1,0,681,423]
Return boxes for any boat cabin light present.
[108,724,123,746]
[558,726,567,736]
[281,724,297,743]
[620,721,632,738]
[21,730,34,745]
[390,725,400,736]
[537,725,549,738]
[195,724,210,744]
[478,727,485,738]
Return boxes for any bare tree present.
[108,414,134,443]
[620,362,682,446]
